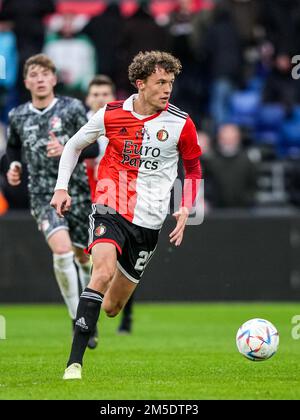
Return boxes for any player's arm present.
[169,117,202,246]
[50,106,106,217]
[6,111,23,187]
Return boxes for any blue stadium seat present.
[229,91,261,128]
[281,120,300,144]
[278,120,300,158]
[255,104,285,146]
[292,105,300,121]
[246,77,264,93]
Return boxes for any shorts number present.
[135,251,153,272]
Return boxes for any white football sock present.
[75,259,91,291]
[53,252,79,320]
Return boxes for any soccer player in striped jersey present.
[51,51,202,380]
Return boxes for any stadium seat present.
[278,120,300,158]
[255,104,285,146]
[246,77,264,93]
[292,105,300,121]
[229,91,261,128]
[281,120,300,144]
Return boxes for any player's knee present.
[53,245,73,256]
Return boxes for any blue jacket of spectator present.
[0,31,18,89]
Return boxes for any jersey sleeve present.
[181,157,202,211]
[177,117,202,160]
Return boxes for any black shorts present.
[87,204,160,283]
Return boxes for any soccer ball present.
[236,318,279,361]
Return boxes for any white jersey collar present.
[29,97,59,115]
[123,94,138,112]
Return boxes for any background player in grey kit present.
[5,54,99,348]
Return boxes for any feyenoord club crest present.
[95,224,107,237]
[156,129,169,142]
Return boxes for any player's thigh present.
[102,268,137,316]
[89,243,118,292]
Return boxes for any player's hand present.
[7,163,22,186]
[50,189,72,218]
[47,132,64,158]
[169,206,189,247]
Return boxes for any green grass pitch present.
[0,303,300,400]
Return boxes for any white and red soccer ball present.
[236,318,279,361]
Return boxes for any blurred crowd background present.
[1,0,300,214]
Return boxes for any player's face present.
[138,67,175,112]
[86,85,115,112]
[24,65,57,99]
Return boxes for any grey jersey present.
[7,96,90,202]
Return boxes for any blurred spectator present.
[202,1,242,127]
[169,0,202,120]
[81,0,124,85]
[169,0,194,65]
[292,0,300,56]
[262,0,298,56]
[203,124,257,208]
[263,53,300,113]
[0,20,18,124]
[44,14,96,99]
[0,0,55,102]
[198,129,211,151]
[119,0,170,94]
[228,0,264,48]
[190,2,213,57]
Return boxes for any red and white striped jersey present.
[55,94,201,229]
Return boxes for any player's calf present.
[102,298,124,318]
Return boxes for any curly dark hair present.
[128,51,182,87]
